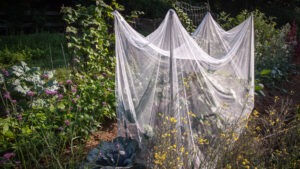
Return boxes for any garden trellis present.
[114,10,254,168]
[175,1,209,25]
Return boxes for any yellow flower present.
[180,146,185,153]
[232,133,238,141]
[253,110,259,117]
[154,152,167,165]
[198,137,209,145]
[188,111,196,117]
[242,158,249,165]
[226,164,232,169]
[171,129,177,133]
[237,155,243,160]
[221,133,226,138]
[274,96,279,103]
[203,121,210,126]
[170,117,177,123]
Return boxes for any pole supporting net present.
[114,10,254,168]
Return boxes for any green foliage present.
[0,48,28,66]
[62,2,113,72]
[61,0,122,122]
[73,71,116,121]
[218,97,300,169]
[0,1,126,168]
[54,67,72,82]
[218,10,297,88]
[0,62,97,168]
[172,3,195,33]
[0,32,69,68]
[125,10,145,26]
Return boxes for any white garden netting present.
[114,10,254,168]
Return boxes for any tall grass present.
[0,32,70,68]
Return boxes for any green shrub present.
[0,62,96,168]
[0,48,28,66]
[0,32,69,68]
[218,97,300,169]
[61,0,123,122]
[218,10,296,88]
[172,3,195,33]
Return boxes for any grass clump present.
[0,32,70,68]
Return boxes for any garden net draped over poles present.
[114,10,254,168]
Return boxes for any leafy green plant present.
[147,114,189,169]
[0,32,69,68]
[167,9,295,95]
[218,10,297,88]
[0,48,29,66]
[218,96,300,169]
[61,0,124,122]
[172,3,195,33]
[0,62,99,168]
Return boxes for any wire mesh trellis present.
[175,1,210,25]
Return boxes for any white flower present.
[143,125,154,138]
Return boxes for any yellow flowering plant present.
[144,113,189,169]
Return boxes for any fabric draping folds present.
[114,10,254,168]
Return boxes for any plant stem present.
[61,43,68,69]
[42,133,64,169]
[49,44,54,70]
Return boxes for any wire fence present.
[175,1,210,25]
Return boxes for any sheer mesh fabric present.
[114,10,254,168]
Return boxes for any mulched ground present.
[84,120,118,152]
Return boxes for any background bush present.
[0,62,93,168]
[60,0,122,122]
[0,32,70,68]
[218,10,297,89]
[0,1,122,167]
[218,97,300,169]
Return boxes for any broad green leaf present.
[260,69,271,76]
[3,123,9,133]
[50,104,55,112]
[58,102,66,110]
